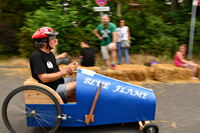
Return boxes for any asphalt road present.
[0,67,200,133]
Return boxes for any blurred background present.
[0,0,199,65]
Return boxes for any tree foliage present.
[18,0,101,57]
[1,0,200,59]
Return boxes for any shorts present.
[182,63,191,69]
[101,43,116,60]
[56,76,73,99]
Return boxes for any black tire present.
[143,123,159,133]
[2,85,62,133]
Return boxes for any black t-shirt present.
[30,49,64,91]
[80,47,95,67]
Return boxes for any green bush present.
[17,0,101,57]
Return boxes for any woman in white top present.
[116,19,131,64]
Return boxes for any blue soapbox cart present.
[2,69,159,133]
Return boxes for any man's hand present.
[98,36,103,40]
[60,62,78,75]
[60,53,67,58]
[71,62,78,72]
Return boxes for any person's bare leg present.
[111,45,117,63]
[104,59,110,68]
[191,64,198,77]
[66,81,76,97]
[72,76,76,81]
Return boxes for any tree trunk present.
[171,0,179,11]
[0,0,1,21]
[171,0,179,24]
[183,0,192,3]
[117,2,122,17]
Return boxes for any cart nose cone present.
[75,69,157,125]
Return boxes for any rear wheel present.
[143,123,159,133]
[2,85,62,133]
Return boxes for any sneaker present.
[191,77,199,80]
[111,65,117,70]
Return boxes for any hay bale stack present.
[152,64,191,81]
[58,64,68,69]
[102,69,121,80]
[117,64,153,81]
[146,67,155,80]
[101,64,148,82]
[196,65,200,79]
[59,64,193,82]
[59,65,101,74]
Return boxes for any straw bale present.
[102,69,120,80]
[58,64,68,69]
[146,67,154,80]
[101,64,148,82]
[196,65,200,79]
[152,64,191,81]
[59,65,101,74]
[59,64,193,83]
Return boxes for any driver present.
[30,27,78,100]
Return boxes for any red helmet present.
[32,27,59,39]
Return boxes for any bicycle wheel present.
[2,85,62,133]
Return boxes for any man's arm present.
[55,53,67,60]
[93,29,102,40]
[112,31,117,44]
[38,71,67,83]
[38,62,78,83]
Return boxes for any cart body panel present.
[26,69,156,127]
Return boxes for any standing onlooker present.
[174,44,198,79]
[93,15,118,70]
[80,39,95,67]
[116,19,131,64]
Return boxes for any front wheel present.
[2,85,62,133]
[143,123,159,133]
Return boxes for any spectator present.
[80,39,95,67]
[116,19,131,64]
[174,44,198,80]
[30,27,78,100]
[51,39,70,65]
[93,15,117,70]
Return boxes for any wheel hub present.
[29,110,36,117]
[147,127,156,133]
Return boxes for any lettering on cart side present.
[113,86,148,99]
[83,78,111,89]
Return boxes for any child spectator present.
[174,44,198,80]
[80,39,95,67]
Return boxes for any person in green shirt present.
[93,15,117,70]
